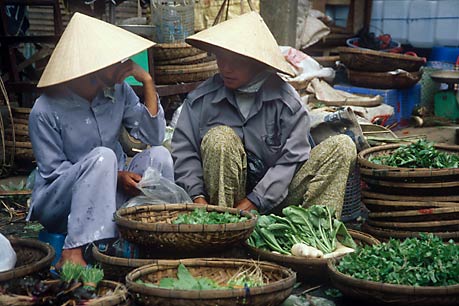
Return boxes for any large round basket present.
[347,69,423,89]
[358,143,459,195]
[92,245,158,282]
[361,222,459,242]
[114,204,257,253]
[362,189,459,202]
[338,46,426,72]
[154,61,218,84]
[152,42,205,62]
[245,229,379,284]
[327,259,459,306]
[125,258,296,306]
[0,236,54,282]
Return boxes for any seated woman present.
[172,12,356,217]
[27,13,173,268]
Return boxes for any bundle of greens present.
[173,207,248,224]
[337,234,459,286]
[247,205,356,255]
[369,139,459,168]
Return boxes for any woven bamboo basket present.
[92,245,158,282]
[361,222,459,242]
[347,69,423,89]
[338,46,426,72]
[327,259,459,306]
[245,230,379,284]
[114,204,257,253]
[155,53,212,66]
[362,198,458,212]
[366,218,459,232]
[0,237,54,282]
[154,61,218,85]
[368,206,459,222]
[0,279,130,305]
[152,42,205,62]
[362,189,459,202]
[125,258,296,306]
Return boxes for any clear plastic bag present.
[122,167,192,208]
[0,233,16,272]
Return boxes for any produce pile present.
[247,205,356,257]
[0,263,119,305]
[172,207,248,224]
[369,140,459,168]
[337,234,459,286]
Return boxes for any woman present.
[27,13,173,268]
[172,12,356,217]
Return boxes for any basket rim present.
[368,206,459,218]
[338,47,426,63]
[361,222,459,240]
[125,258,296,299]
[358,143,459,175]
[367,218,459,229]
[114,203,257,233]
[362,189,459,202]
[91,244,158,268]
[0,236,55,282]
[245,229,380,265]
[363,198,458,208]
[327,259,459,295]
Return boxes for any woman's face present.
[215,49,265,90]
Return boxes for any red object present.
[418,208,434,215]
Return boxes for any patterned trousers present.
[201,126,356,218]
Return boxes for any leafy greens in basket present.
[173,207,248,224]
[247,205,356,256]
[337,234,459,286]
[369,139,459,168]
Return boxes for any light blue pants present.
[29,146,173,249]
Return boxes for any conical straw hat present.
[185,11,295,77]
[37,12,155,88]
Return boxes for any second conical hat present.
[37,12,155,88]
[185,11,295,77]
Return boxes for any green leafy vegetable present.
[173,208,248,224]
[369,140,459,168]
[337,234,459,286]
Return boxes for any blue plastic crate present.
[398,83,421,126]
[334,84,401,126]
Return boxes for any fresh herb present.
[60,262,85,283]
[227,261,266,288]
[247,205,356,255]
[369,140,459,168]
[173,208,248,224]
[337,233,459,286]
[80,266,104,289]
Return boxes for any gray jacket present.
[171,74,311,213]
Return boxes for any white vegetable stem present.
[291,243,324,258]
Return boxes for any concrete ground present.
[394,125,458,145]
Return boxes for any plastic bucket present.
[38,229,65,266]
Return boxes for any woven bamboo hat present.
[185,11,296,77]
[37,12,155,88]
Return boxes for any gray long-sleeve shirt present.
[171,74,311,213]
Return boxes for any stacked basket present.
[338,47,425,89]
[4,107,34,162]
[358,143,459,241]
[153,42,218,85]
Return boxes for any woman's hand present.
[234,198,258,212]
[117,171,142,197]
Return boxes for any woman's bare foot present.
[55,247,87,270]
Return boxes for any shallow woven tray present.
[152,42,206,62]
[155,53,212,66]
[327,259,459,306]
[114,204,257,253]
[245,229,379,284]
[362,189,459,202]
[347,69,423,89]
[126,258,296,306]
[0,279,129,305]
[366,218,459,232]
[154,61,218,85]
[361,222,459,242]
[363,198,458,212]
[0,236,54,282]
[368,206,459,222]
[338,46,426,72]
